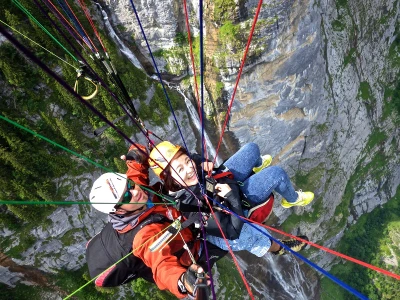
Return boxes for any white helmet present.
[90,173,127,214]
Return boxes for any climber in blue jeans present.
[201,142,314,254]
[222,142,314,208]
[149,141,314,257]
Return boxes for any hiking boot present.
[281,190,314,208]
[252,155,272,173]
[272,235,309,255]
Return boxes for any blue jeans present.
[223,143,298,203]
[206,222,271,257]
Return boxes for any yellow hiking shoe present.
[252,154,272,173]
[281,190,314,208]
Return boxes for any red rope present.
[204,197,255,299]
[212,0,263,167]
[77,0,108,53]
[243,217,400,281]
[44,0,92,50]
[62,0,99,53]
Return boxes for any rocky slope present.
[103,0,399,265]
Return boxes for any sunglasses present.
[120,179,136,204]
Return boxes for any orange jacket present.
[122,144,200,298]
[131,205,200,298]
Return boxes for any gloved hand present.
[120,144,148,165]
[178,264,209,297]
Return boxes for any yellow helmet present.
[149,141,181,178]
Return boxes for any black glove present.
[126,147,147,164]
[178,264,208,297]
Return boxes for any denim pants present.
[207,143,298,257]
[206,222,272,257]
[223,142,298,203]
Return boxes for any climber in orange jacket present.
[87,144,225,298]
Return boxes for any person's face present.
[119,181,148,211]
[169,154,198,186]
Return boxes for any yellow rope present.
[63,221,178,299]
[0,18,77,70]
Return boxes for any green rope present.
[0,201,174,205]
[0,114,113,172]
[12,0,78,62]
[0,18,77,69]
[0,115,176,205]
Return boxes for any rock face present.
[1,0,399,298]
[99,0,399,294]
[103,0,399,257]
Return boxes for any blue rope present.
[56,0,94,52]
[127,0,190,153]
[204,194,369,300]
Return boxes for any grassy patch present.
[320,263,351,300]
[152,49,165,58]
[358,81,371,100]
[0,282,43,299]
[336,0,348,9]
[5,234,36,259]
[382,86,395,121]
[315,123,329,134]
[332,19,345,31]
[213,0,236,24]
[56,267,112,300]
[391,72,400,116]
[215,257,248,298]
[365,130,387,151]
[281,165,326,232]
[131,277,175,300]
[60,228,82,247]
[139,83,185,127]
[281,196,324,233]
[293,164,325,191]
[215,81,225,99]
[0,211,22,231]
[174,32,188,46]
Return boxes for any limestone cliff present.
[103,0,399,263]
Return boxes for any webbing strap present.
[211,171,234,180]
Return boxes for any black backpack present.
[86,214,169,287]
